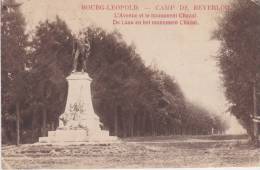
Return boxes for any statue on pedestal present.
[72,31,91,73]
[58,32,93,130]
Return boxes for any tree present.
[2,15,73,144]
[27,16,73,141]
[184,101,228,135]
[1,0,28,145]
[213,0,260,141]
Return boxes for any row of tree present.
[213,0,260,142]
[1,0,228,144]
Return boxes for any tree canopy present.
[213,0,260,139]
[1,0,29,144]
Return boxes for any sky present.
[17,0,245,134]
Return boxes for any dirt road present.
[2,135,260,169]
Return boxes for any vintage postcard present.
[1,0,260,169]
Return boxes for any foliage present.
[22,16,73,141]
[1,0,29,143]
[83,26,226,136]
[213,0,260,139]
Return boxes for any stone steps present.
[39,129,118,143]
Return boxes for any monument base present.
[39,129,118,143]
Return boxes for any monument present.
[39,32,117,143]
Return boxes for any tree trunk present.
[130,114,134,137]
[32,112,37,142]
[141,112,146,136]
[16,102,20,145]
[253,83,259,146]
[122,115,128,137]
[114,111,118,136]
[136,114,140,136]
[150,114,155,136]
[42,109,47,136]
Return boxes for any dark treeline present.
[213,0,260,142]
[1,0,228,144]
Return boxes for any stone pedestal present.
[38,72,118,143]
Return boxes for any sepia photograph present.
[1,0,260,169]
